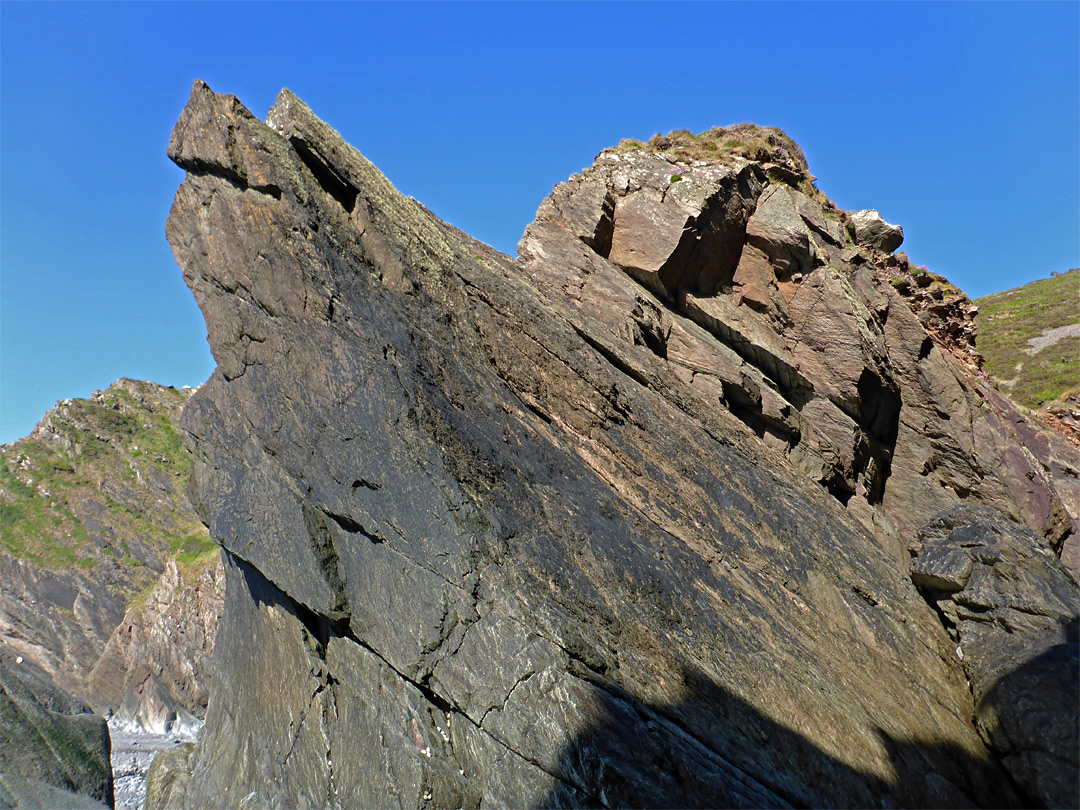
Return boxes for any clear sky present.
[2,1,1077,443]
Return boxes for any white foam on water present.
[109,718,203,810]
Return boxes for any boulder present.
[849,209,904,252]
[913,506,1079,809]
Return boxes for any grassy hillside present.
[0,379,213,589]
[975,269,1079,410]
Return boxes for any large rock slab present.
[153,82,1079,808]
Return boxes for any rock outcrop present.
[520,133,1077,568]
[151,81,1079,808]
[0,663,113,809]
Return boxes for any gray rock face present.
[913,506,1080,809]
[849,209,904,252]
[0,663,112,809]
[152,81,1078,808]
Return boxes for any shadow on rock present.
[539,659,1059,809]
[971,618,1079,809]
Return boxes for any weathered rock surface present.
[883,260,983,374]
[913,506,1079,809]
[0,663,112,809]
[521,129,1077,570]
[152,81,1079,808]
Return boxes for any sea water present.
[109,717,201,810]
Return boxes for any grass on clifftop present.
[605,124,810,176]
[976,269,1080,409]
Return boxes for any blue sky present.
[2,1,1077,443]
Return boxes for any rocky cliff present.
[150,81,1079,808]
[0,379,223,727]
[89,553,224,734]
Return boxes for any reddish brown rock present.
[87,554,225,731]
[524,139,1076,569]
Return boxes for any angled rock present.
[152,82,1079,809]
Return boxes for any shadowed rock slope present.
[150,81,1079,808]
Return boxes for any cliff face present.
[0,380,223,727]
[88,554,225,733]
[151,81,1078,808]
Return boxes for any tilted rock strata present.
[522,135,1077,569]
[913,506,1079,809]
[0,663,113,809]
[140,80,1080,807]
[88,553,224,733]
[884,261,983,375]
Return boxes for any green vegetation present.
[0,463,93,568]
[975,269,1080,409]
[170,532,217,565]
[0,381,203,582]
[605,123,810,182]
